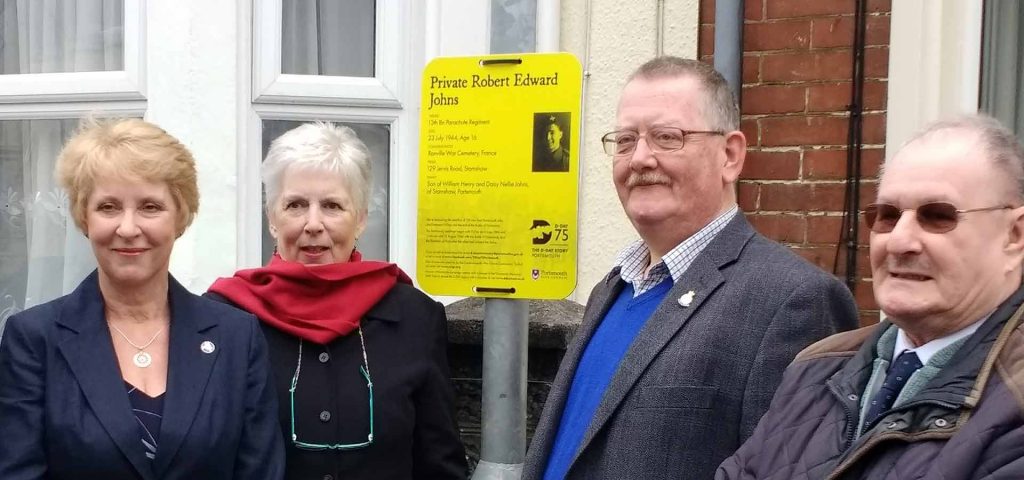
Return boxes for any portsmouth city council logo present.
[531,268,541,280]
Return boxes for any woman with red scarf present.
[207,122,467,480]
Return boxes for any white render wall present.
[151,0,243,292]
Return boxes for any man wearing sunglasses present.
[522,56,859,480]
[718,114,1024,480]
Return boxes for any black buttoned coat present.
[209,283,467,480]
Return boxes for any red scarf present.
[208,251,411,344]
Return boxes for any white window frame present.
[241,105,411,263]
[240,0,553,284]
[0,102,145,120]
[0,0,146,106]
[886,0,983,156]
[241,0,423,271]
[252,0,404,107]
[0,0,147,316]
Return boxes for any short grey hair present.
[261,122,372,214]
[627,56,740,132]
[894,114,1024,203]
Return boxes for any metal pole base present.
[472,460,524,480]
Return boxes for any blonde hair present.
[56,118,200,236]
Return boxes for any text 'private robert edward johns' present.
[428,73,559,109]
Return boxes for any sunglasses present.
[863,202,1014,234]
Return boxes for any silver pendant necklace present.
[109,322,165,368]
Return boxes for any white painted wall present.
[150,0,242,292]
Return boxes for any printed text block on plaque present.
[417,53,582,299]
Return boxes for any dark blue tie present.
[863,350,923,429]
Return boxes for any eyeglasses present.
[289,326,374,451]
[863,202,1014,234]
[601,127,724,156]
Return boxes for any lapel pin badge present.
[200,341,216,354]
[678,290,696,308]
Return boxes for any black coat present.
[209,283,467,480]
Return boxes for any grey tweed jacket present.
[522,214,859,480]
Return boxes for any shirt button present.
[319,410,331,422]
[318,352,330,363]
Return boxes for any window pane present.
[980,0,1024,137]
[0,0,124,74]
[281,0,375,77]
[490,0,536,54]
[0,119,96,333]
[260,120,390,263]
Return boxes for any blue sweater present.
[543,278,673,480]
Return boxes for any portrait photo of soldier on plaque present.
[532,112,571,172]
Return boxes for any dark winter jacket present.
[717,285,1024,480]
[208,283,467,480]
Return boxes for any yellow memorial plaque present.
[417,53,581,299]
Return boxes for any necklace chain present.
[293,325,369,387]
[108,322,165,351]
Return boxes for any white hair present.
[890,114,1024,203]
[261,121,373,213]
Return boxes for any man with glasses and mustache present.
[522,56,858,480]
[717,114,1024,480]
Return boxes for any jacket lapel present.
[152,276,220,477]
[56,272,157,480]
[570,214,756,468]
[525,271,624,477]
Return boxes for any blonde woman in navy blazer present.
[0,119,284,479]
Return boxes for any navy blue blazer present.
[0,271,285,480]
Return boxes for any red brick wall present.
[699,0,891,325]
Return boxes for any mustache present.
[886,255,929,272]
[626,172,671,187]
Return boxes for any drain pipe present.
[713,0,745,104]
[834,0,867,290]
[843,0,868,291]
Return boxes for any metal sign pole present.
[472,298,529,479]
[415,52,581,478]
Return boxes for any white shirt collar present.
[612,206,738,297]
[893,318,985,366]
